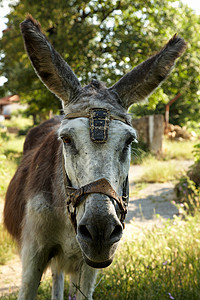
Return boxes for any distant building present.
[0,95,26,119]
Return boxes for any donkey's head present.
[20,15,186,268]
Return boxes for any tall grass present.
[0,224,16,265]
[137,156,185,183]
[131,138,195,165]
[94,213,200,300]
[0,119,28,265]
[1,213,200,299]
[162,138,196,161]
[0,134,25,197]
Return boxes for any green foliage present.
[0,0,200,123]
[175,142,200,213]
[0,122,26,197]
[175,176,200,214]
[193,143,200,162]
[188,143,200,186]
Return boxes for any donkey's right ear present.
[20,15,81,105]
[109,34,187,110]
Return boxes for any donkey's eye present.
[62,136,71,144]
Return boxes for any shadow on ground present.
[126,182,178,224]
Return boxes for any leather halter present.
[62,160,129,233]
[62,108,131,232]
[64,108,131,143]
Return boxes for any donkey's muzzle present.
[64,178,128,232]
[77,197,123,268]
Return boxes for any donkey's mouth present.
[83,255,113,269]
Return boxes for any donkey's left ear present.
[109,34,187,110]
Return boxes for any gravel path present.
[0,160,193,296]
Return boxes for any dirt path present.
[0,160,193,296]
[123,160,193,239]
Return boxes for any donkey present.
[4,15,186,300]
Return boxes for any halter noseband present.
[62,108,131,232]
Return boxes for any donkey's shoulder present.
[23,115,63,154]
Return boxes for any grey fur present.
[109,34,187,109]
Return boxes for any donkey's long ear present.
[20,15,81,105]
[109,34,187,110]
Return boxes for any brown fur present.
[4,116,63,242]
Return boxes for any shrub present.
[175,143,200,213]
[175,176,200,214]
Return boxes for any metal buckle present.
[89,108,110,143]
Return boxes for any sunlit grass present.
[0,134,25,197]
[162,138,196,161]
[94,213,200,300]
[0,118,28,266]
[131,138,195,165]
[137,156,186,183]
[1,213,200,299]
[4,116,32,131]
[0,224,17,265]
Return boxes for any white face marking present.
[59,117,136,194]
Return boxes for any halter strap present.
[64,109,130,125]
[62,156,129,233]
[64,108,131,144]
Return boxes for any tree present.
[0,0,199,125]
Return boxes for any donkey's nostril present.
[78,225,93,241]
[110,225,123,242]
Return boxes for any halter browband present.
[64,108,131,143]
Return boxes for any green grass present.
[0,224,16,265]
[0,119,28,265]
[137,156,186,183]
[0,134,25,197]
[4,116,32,131]
[94,213,200,300]
[1,213,200,299]
[162,138,196,161]
[129,183,148,197]
[132,138,195,165]
[0,132,23,265]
